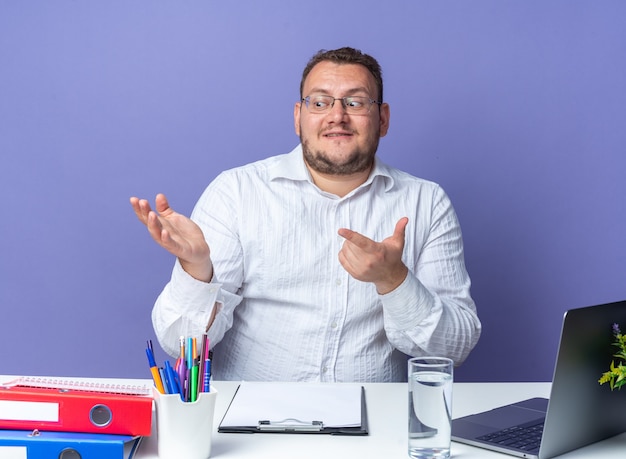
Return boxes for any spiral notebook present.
[0,376,152,396]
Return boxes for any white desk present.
[135,380,626,459]
[1,376,624,458]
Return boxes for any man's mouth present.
[323,131,353,138]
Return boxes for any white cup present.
[154,388,218,459]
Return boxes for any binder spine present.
[0,429,138,459]
[0,387,153,436]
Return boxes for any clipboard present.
[218,382,369,435]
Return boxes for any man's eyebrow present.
[306,86,372,96]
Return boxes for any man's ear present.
[379,102,390,137]
[294,101,302,136]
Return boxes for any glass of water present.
[408,357,453,459]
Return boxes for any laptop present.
[452,299,626,459]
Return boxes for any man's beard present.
[301,137,378,176]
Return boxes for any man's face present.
[294,61,390,176]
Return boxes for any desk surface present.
[135,380,626,459]
[2,376,624,458]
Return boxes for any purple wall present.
[1,1,624,382]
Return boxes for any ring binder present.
[0,385,152,436]
[258,419,324,432]
[0,429,142,459]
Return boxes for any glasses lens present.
[343,97,370,113]
[306,95,333,112]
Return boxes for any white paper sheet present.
[219,382,363,428]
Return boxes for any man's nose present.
[327,99,349,119]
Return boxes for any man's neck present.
[306,165,372,198]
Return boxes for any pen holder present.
[154,387,218,459]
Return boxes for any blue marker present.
[164,360,181,398]
[203,358,211,393]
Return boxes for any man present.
[131,47,481,382]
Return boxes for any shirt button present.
[335,278,342,286]
[331,322,338,329]
[322,366,328,373]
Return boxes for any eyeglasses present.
[301,95,381,115]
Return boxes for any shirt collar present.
[269,144,395,193]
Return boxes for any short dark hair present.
[299,47,384,102]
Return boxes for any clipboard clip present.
[257,418,324,432]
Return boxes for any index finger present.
[129,197,153,224]
[338,227,375,249]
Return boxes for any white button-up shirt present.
[152,144,481,382]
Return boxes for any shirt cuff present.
[379,274,433,331]
[170,260,222,316]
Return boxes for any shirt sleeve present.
[151,259,222,357]
[151,171,245,358]
[379,186,481,365]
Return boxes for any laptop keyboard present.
[477,420,544,452]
